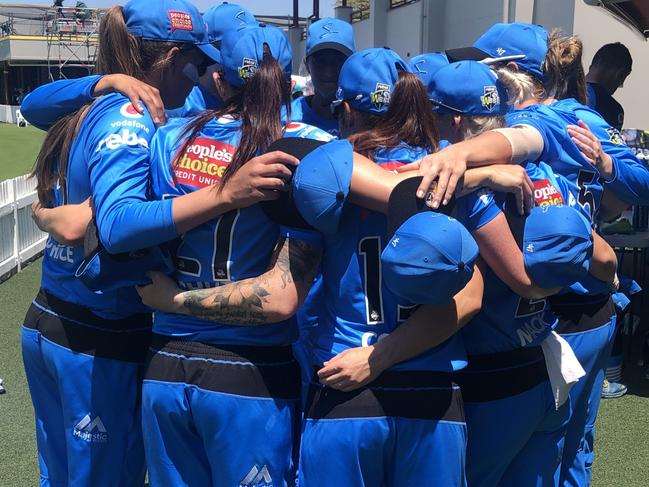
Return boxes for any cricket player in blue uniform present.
[291,17,355,136]
[20,1,224,485]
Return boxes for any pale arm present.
[31,199,92,246]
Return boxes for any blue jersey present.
[460,163,573,355]
[166,85,221,118]
[148,117,332,346]
[291,96,339,136]
[311,145,467,372]
[41,93,164,319]
[506,101,604,224]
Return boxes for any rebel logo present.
[168,10,193,32]
[174,137,236,188]
[533,178,564,206]
[119,102,143,119]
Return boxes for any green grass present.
[0,123,45,181]
[0,259,647,485]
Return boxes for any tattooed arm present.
[137,237,322,325]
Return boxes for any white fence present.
[0,174,47,279]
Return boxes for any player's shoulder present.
[290,96,308,121]
[284,121,334,142]
[374,144,429,164]
[85,93,156,143]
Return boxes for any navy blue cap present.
[292,139,354,234]
[446,23,548,80]
[306,17,355,57]
[203,2,256,45]
[382,212,479,305]
[410,52,449,98]
[523,205,593,288]
[123,0,220,63]
[332,47,410,115]
[220,23,292,88]
[430,60,510,115]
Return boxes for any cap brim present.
[386,177,457,239]
[445,46,490,62]
[197,43,222,64]
[259,137,326,230]
[307,42,353,58]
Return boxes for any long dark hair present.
[32,6,182,206]
[347,71,439,159]
[175,44,292,191]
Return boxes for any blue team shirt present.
[291,96,339,136]
[41,93,164,319]
[148,118,332,345]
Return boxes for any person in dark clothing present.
[586,42,632,130]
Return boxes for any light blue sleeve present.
[21,75,103,131]
[85,97,177,254]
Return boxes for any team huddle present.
[18,0,649,486]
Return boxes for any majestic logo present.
[320,21,338,38]
[533,179,564,207]
[480,86,499,112]
[370,82,391,109]
[605,127,624,145]
[96,129,149,152]
[73,414,108,443]
[119,102,143,119]
[238,57,258,81]
[174,137,235,188]
[240,465,272,487]
[496,47,506,56]
[168,10,193,32]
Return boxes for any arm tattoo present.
[180,238,322,325]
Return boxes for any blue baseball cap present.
[123,0,220,63]
[332,47,410,115]
[220,23,292,88]
[203,2,256,45]
[306,17,355,57]
[446,23,548,80]
[381,212,479,305]
[430,61,510,115]
[410,52,449,98]
[523,205,593,288]
[292,139,354,234]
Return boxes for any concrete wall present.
[353,18,373,51]
[385,1,422,58]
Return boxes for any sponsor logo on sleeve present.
[370,83,391,109]
[173,137,236,188]
[533,178,564,207]
[168,10,193,32]
[96,129,149,152]
[119,102,143,119]
[605,127,625,145]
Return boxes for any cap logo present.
[235,10,248,24]
[335,87,344,101]
[168,11,193,32]
[370,82,391,109]
[480,86,499,112]
[496,47,506,56]
[320,22,338,38]
[238,57,258,81]
[413,60,427,74]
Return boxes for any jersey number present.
[176,209,240,281]
[577,169,597,220]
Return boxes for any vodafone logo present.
[174,137,236,188]
[533,178,564,207]
[285,122,306,131]
[119,103,143,119]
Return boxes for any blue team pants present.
[559,318,616,487]
[299,371,467,487]
[21,290,150,487]
[458,348,571,487]
[141,337,301,487]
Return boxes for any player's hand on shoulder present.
[567,120,613,178]
[219,151,299,209]
[93,74,166,126]
[136,271,183,313]
[317,345,383,392]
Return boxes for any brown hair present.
[543,29,587,105]
[33,6,182,206]
[175,44,291,190]
[347,71,439,159]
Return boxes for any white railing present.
[0,174,47,279]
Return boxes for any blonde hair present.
[462,115,506,140]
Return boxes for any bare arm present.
[317,260,485,391]
[590,232,618,287]
[32,199,92,246]
[137,236,321,324]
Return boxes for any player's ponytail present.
[543,29,587,105]
[348,71,439,159]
